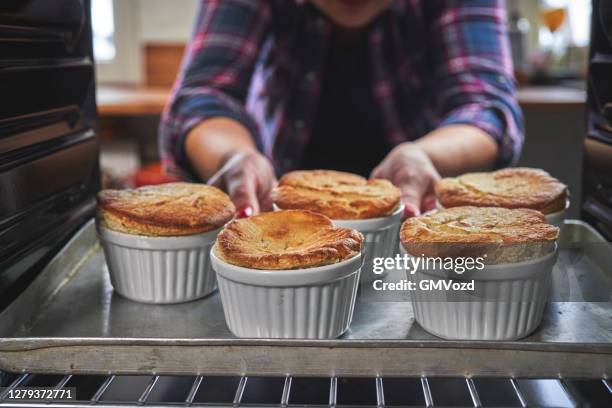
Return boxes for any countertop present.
[516,86,586,109]
[97,85,171,116]
[96,85,587,117]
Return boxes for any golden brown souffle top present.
[214,210,364,270]
[274,170,401,220]
[435,167,567,214]
[400,206,559,264]
[97,182,235,236]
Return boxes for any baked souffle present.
[400,206,559,264]
[214,210,364,270]
[97,182,235,236]
[435,168,567,214]
[274,170,401,220]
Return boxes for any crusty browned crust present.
[274,170,401,220]
[97,182,235,236]
[214,210,364,270]
[400,206,559,264]
[435,168,567,214]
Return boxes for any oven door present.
[0,0,99,312]
[583,0,612,240]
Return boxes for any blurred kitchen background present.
[94,0,593,216]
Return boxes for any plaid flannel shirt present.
[160,0,524,179]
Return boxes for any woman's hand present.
[371,143,441,218]
[208,151,277,216]
[184,118,277,216]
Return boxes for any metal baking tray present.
[0,220,610,378]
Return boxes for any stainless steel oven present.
[583,0,612,240]
[0,0,99,312]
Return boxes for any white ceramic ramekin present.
[332,205,404,284]
[400,245,558,340]
[545,199,570,227]
[211,250,362,339]
[97,225,220,304]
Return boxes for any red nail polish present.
[236,205,254,219]
[403,203,420,218]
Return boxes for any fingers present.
[259,192,276,213]
[388,161,425,217]
[208,151,276,216]
[371,144,441,219]
[235,205,254,219]
[421,194,438,213]
[207,152,243,188]
[373,165,423,217]
[254,159,278,212]
[370,164,385,180]
[399,188,422,218]
[226,172,260,215]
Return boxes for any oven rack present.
[0,372,610,407]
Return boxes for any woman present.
[160,0,523,217]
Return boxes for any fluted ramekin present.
[97,225,220,304]
[545,199,570,227]
[333,205,403,284]
[400,245,558,340]
[211,250,362,339]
